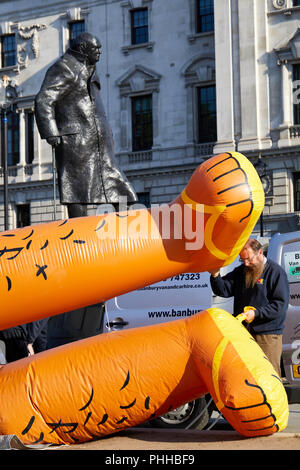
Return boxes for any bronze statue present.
[35,32,137,346]
[35,32,137,218]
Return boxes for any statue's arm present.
[34,61,75,141]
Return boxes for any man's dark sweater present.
[210,259,289,335]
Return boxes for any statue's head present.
[72,32,102,65]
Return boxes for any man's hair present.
[244,238,262,253]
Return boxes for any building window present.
[294,172,300,211]
[117,65,160,151]
[196,0,214,33]
[293,0,300,6]
[197,85,217,143]
[25,110,34,164]
[69,20,85,48]
[16,204,30,228]
[7,109,19,166]
[131,8,149,45]
[132,95,153,151]
[293,65,300,125]
[0,34,16,68]
[137,192,150,207]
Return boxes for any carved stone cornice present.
[274,27,300,64]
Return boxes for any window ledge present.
[187,31,214,43]
[268,5,300,16]
[0,64,21,74]
[121,41,154,55]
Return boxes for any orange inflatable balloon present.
[0,309,288,444]
[0,152,264,330]
[0,151,280,445]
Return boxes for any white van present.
[104,259,239,332]
[104,232,300,429]
[267,232,300,398]
[105,272,213,331]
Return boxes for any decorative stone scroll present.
[18,24,47,59]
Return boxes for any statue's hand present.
[47,136,61,147]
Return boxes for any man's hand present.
[46,136,61,147]
[27,343,35,356]
[242,309,256,323]
[209,269,220,278]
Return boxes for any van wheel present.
[149,396,212,430]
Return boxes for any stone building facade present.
[0,0,299,237]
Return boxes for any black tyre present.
[149,395,213,430]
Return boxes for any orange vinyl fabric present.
[0,151,286,445]
[0,309,288,444]
[0,152,264,329]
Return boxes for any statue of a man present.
[35,32,137,218]
[34,33,138,347]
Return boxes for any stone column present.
[237,0,259,152]
[19,109,26,165]
[254,0,272,150]
[33,116,43,178]
[278,60,293,148]
[237,0,272,152]
[213,0,236,154]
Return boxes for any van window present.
[282,241,300,307]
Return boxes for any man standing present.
[210,238,289,377]
[35,32,137,218]
[0,319,48,362]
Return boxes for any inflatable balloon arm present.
[0,152,264,330]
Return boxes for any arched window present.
[182,55,216,148]
[116,65,161,154]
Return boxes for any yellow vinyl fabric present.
[204,310,289,435]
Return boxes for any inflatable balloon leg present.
[0,152,264,330]
[0,309,288,444]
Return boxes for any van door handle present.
[107,317,129,328]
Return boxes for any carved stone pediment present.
[274,27,300,63]
[116,65,161,96]
[181,55,215,85]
